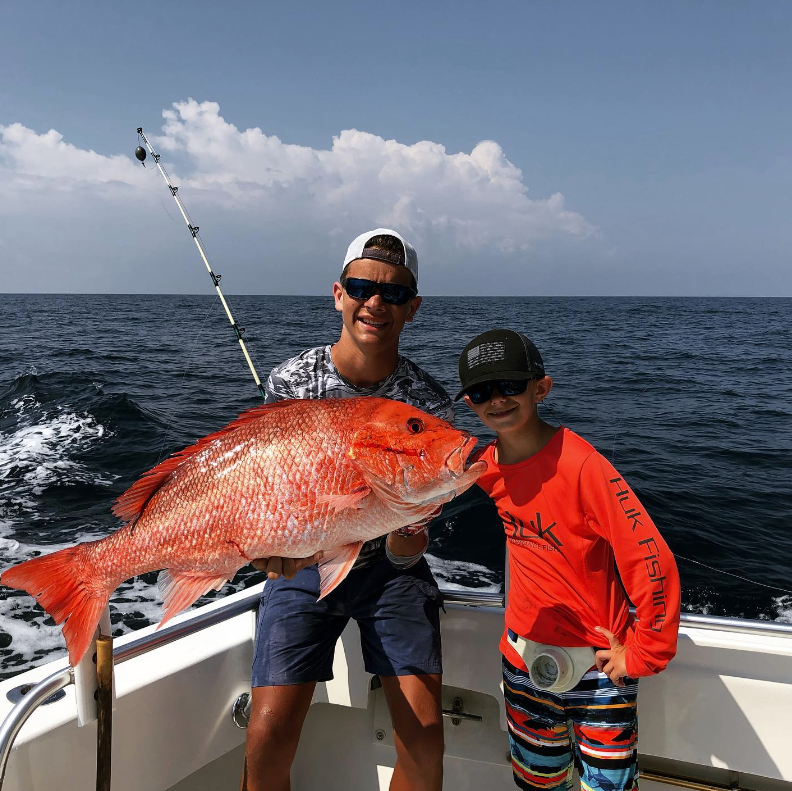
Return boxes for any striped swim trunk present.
[502,656,639,791]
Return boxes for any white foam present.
[0,596,67,665]
[772,595,792,624]
[0,404,111,507]
[426,553,502,593]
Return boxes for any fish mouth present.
[444,435,478,479]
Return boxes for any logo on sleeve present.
[609,476,668,633]
[608,477,644,531]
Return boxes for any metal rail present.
[113,587,261,664]
[2,584,791,788]
[442,589,505,608]
[0,667,73,788]
[675,611,792,637]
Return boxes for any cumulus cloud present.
[153,100,596,250]
[1,99,594,245]
[0,123,148,192]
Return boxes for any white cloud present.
[151,100,596,250]
[0,122,148,192]
[1,99,595,249]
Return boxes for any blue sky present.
[1,0,790,295]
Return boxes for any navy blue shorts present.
[251,556,443,687]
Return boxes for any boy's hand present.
[251,552,324,580]
[594,626,629,687]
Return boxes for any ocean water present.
[1,294,790,680]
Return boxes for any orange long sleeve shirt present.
[476,427,680,679]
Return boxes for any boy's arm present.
[580,453,681,678]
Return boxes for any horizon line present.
[2,292,791,299]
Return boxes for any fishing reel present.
[508,634,596,694]
[135,127,147,163]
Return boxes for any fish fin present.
[362,473,446,520]
[358,472,404,509]
[1,546,110,667]
[316,542,364,600]
[156,569,230,629]
[112,400,299,523]
[315,485,371,513]
[397,503,444,529]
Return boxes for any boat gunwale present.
[113,586,792,665]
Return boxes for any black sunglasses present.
[466,379,533,405]
[340,277,417,306]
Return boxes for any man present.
[242,229,453,791]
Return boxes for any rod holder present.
[95,635,113,791]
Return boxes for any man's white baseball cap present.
[343,228,418,285]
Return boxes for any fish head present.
[347,399,486,508]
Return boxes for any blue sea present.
[1,294,790,680]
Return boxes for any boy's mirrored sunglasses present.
[466,379,535,405]
[340,277,417,306]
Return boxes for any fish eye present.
[407,417,425,434]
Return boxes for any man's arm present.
[386,531,429,568]
[386,498,444,568]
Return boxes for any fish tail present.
[1,546,111,666]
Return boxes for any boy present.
[243,229,452,791]
[456,328,680,791]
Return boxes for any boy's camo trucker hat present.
[343,228,418,284]
[456,328,545,400]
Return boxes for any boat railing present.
[0,667,73,788]
[2,585,791,788]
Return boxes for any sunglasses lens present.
[379,284,414,305]
[466,379,532,403]
[500,380,530,396]
[342,278,375,300]
[467,383,492,404]
[342,278,415,305]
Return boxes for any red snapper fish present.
[1,397,485,666]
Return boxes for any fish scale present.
[1,396,485,666]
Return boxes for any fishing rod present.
[134,127,266,399]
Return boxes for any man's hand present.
[594,626,629,687]
[251,552,324,580]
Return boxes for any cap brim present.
[454,370,539,401]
